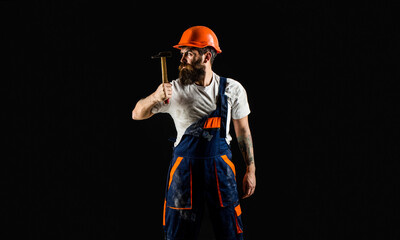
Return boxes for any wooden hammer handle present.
[161,57,168,83]
[161,57,169,104]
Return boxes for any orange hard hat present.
[173,26,222,54]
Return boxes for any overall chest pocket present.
[166,157,192,209]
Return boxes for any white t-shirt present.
[152,73,250,146]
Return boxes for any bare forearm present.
[233,116,255,172]
[132,93,158,120]
[237,133,255,171]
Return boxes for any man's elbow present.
[132,109,141,120]
[132,110,137,120]
[132,108,152,120]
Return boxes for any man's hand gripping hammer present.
[151,51,172,104]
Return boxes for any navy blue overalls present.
[163,77,244,240]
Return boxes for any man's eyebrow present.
[181,49,194,54]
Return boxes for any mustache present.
[179,63,190,72]
[179,58,204,72]
[179,63,198,72]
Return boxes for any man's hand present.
[154,83,172,102]
[242,165,256,199]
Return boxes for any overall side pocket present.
[166,157,192,209]
[214,155,239,207]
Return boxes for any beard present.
[178,57,206,86]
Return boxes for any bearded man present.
[132,26,256,240]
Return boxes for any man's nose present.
[180,55,187,64]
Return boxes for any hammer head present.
[151,51,172,59]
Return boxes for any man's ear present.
[203,51,212,63]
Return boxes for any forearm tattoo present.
[237,135,255,166]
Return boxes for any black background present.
[3,1,400,240]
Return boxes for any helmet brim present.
[173,44,222,54]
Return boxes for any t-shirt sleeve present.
[230,81,251,119]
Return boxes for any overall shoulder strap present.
[218,77,228,138]
[218,77,227,96]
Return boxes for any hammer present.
[151,51,172,104]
